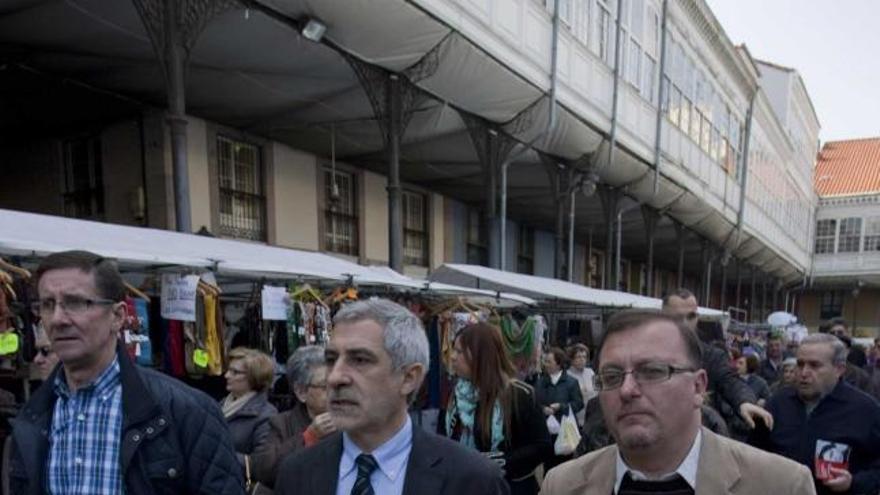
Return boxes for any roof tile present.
[815,138,880,197]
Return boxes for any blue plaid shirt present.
[47,356,124,495]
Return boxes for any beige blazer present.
[541,427,815,495]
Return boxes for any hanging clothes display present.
[203,293,223,376]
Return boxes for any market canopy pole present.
[133,0,238,233]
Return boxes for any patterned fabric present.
[350,454,379,495]
[617,472,694,495]
[445,379,505,452]
[47,357,124,495]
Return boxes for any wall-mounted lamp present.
[301,18,327,42]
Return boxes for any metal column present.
[675,222,686,288]
[720,256,729,310]
[600,187,621,289]
[387,75,404,272]
[642,207,660,296]
[735,259,742,310]
[750,268,758,322]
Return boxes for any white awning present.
[0,209,532,306]
[430,263,726,317]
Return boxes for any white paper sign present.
[262,285,290,321]
[160,274,200,321]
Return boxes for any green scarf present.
[446,379,504,452]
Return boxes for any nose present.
[618,372,642,399]
[326,359,349,388]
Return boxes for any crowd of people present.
[8,250,880,494]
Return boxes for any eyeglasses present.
[31,296,116,317]
[307,382,327,389]
[227,368,246,375]
[594,362,696,391]
[37,347,53,357]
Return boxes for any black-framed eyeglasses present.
[31,296,116,317]
[594,362,696,391]
[37,346,52,357]
[307,382,327,389]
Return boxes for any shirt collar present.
[53,355,121,400]
[614,429,702,494]
[550,371,564,385]
[340,415,413,483]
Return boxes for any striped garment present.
[47,357,124,495]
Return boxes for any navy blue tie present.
[350,453,379,495]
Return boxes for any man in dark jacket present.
[750,333,880,495]
[758,333,787,386]
[9,250,243,495]
[534,346,584,471]
[662,289,773,431]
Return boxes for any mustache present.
[328,389,358,402]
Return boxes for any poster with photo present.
[815,439,851,480]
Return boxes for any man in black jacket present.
[9,250,243,495]
[750,333,880,495]
[662,289,773,432]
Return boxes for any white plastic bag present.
[554,406,582,455]
[546,413,561,435]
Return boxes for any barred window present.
[838,217,862,253]
[864,217,880,251]
[814,219,836,254]
[63,136,104,220]
[217,136,265,241]
[402,191,428,266]
[517,225,534,274]
[820,291,843,321]
[323,169,359,256]
[467,209,488,266]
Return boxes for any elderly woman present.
[251,345,335,488]
[221,347,278,470]
[32,329,59,381]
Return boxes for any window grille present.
[814,219,836,254]
[517,226,535,274]
[63,136,104,220]
[217,136,265,241]
[467,209,488,266]
[402,191,428,266]
[323,169,359,256]
[838,217,862,253]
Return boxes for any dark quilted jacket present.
[8,346,245,495]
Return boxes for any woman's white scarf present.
[221,391,256,418]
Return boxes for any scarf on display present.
[446,379,504,452]
[221,391,256,418]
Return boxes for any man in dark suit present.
[275,299,508,495]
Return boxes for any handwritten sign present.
[160,274,200,321]
[262,285,290,321]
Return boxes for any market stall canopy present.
[363,266,535,307]
[430,263,726,317]
[0,209,533,306]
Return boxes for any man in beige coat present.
[542,310,814,495]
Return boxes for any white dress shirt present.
[613,429,702,494]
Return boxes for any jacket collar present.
[117,342,162,429]
[401,426,445,494]
[694,427,741,492]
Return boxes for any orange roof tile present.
[815,137,880,197]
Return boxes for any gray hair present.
[286,345,326,390]
[801,333,848,365]
[333,298,430,371]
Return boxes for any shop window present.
[403,191,428,266]
[466,209,488,266]
[217,136,265,241]
[517,225,535,274]
[323,169,359,256]
[62,136,105,220]
[838,217,862,253]
[820,291,843,321]
[814,219,837,254]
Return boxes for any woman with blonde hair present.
[440,322,551,495]
[220,347,278,471]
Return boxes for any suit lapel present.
[695,428,741,494]
[315,434,344,494]
[583,446,617,494]
[402,428,445,495]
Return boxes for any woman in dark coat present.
[251,345,336,488]
[220,347,278,473]
[439,322,552,495]
[534,346,584,471]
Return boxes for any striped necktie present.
[350,453,379,495]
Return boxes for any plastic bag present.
[554,406,582,455]
[546,413,561,435]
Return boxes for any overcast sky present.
[706,0,880,143]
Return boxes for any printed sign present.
[815,439,851,481]
[160,274,200,322]
[261,285,290,321]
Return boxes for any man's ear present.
[400,363,426,397]
[111,301,127,332]
[293,385,308,404]
[693,369,709,406]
